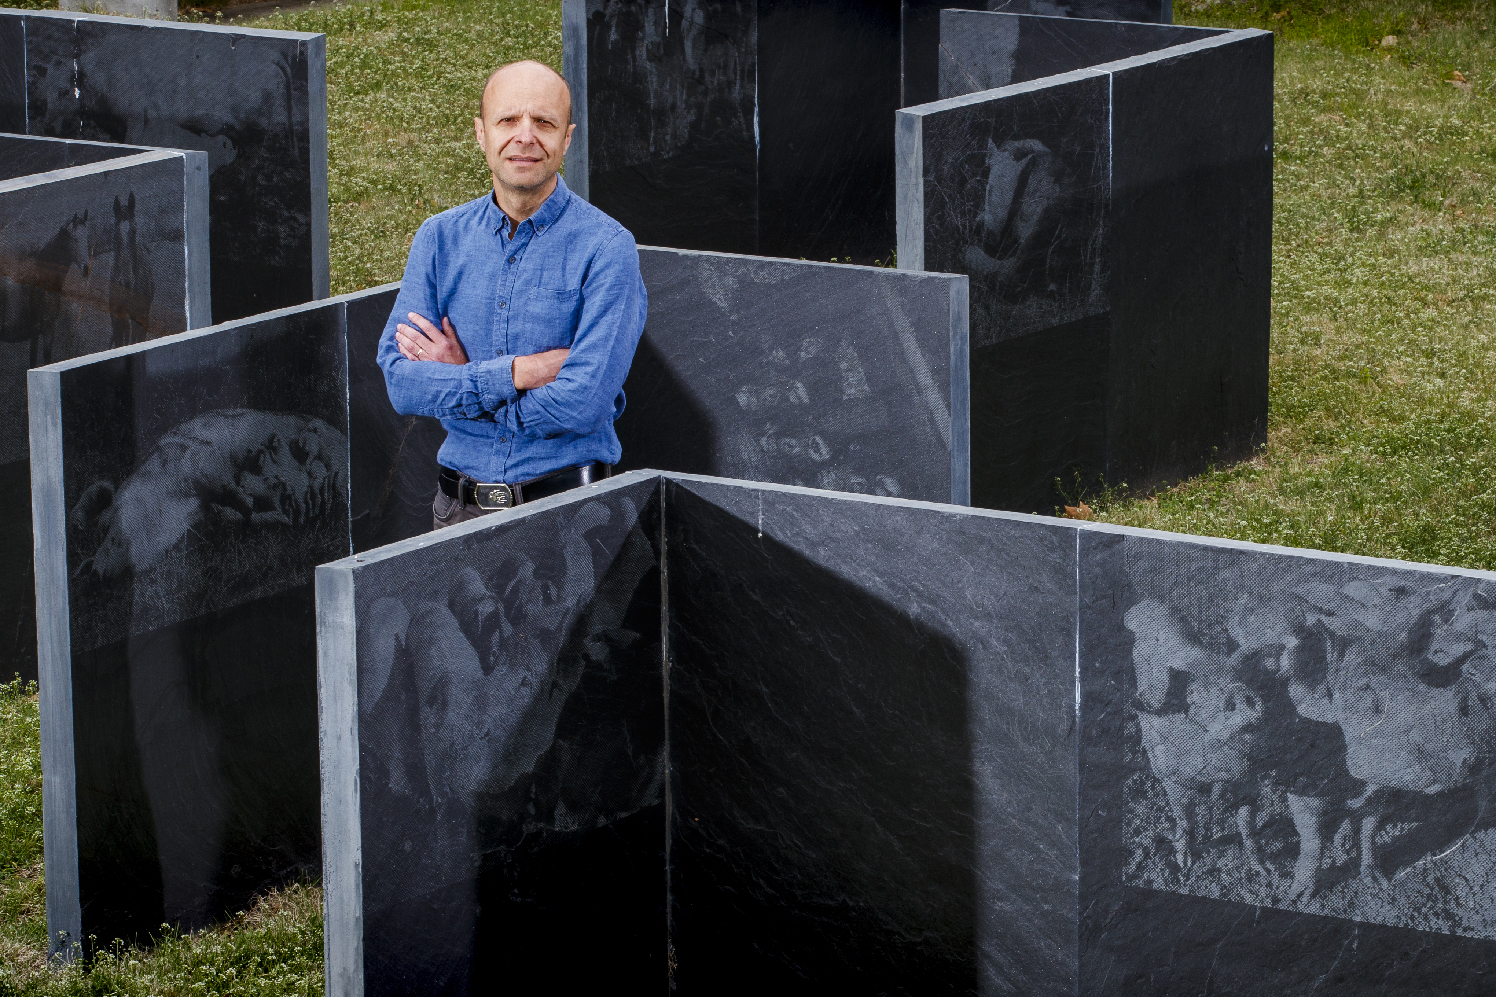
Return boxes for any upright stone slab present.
[323,471,1496,994]
[664,475,1077,994]
[30,282,438,955]
[618,248,969,504]
[900,0,1175,107]
[898,19,1272,511]
[567,0,1175,261]
[318,472,665,997]
[5,9,329,322]
[3,149,209,682]
[566,0,902,262]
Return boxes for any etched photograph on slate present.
[17,10,327,321]
[1083,532,1496,943]
[342,480,664,995]
[618,249,967,504]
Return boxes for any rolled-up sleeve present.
[378,224,519,420]
[511,230,647,439]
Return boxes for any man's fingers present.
[440,316,459,341]
[406,312,441,338]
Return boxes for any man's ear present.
[562,121,576,157]
[474,116,485,153]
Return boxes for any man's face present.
[475,65,575,194]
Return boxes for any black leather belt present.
[438,462,611,511]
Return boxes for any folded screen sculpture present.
[320,470,1496,996]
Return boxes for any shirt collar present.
[487,173,572,237]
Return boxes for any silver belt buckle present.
[474,482,514,511]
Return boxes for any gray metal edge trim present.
[0,149,184,194]
[33,282,401,373]
[306,35,330,299]
[29,369,81,960]
[561,0,588,200]
[940,8,1220,34]
[12,8,323,40]
[317,565,362,997]
[183,149,212,328]
[638,244,957,281]
[1085,26,1269,77]
[948,276,970,506]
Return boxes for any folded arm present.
[511,230,647,439]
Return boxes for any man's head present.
[475,60,575,195]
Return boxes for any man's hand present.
[396,313,469,364]
[512,348,569,390]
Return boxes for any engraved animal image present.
[67,408,349,648]
[1119,558,1496,940]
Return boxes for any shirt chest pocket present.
[520,287,582,348]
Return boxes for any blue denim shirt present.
[378,175,647,483]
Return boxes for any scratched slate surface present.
[7,9,328,322]
[31,284,439,954]
[899,0,1174,107]
[2,150,209,682]
[1080,530,1496,994]
[566,0,902,262]
[898,21,1272,511]
[319,475,665,997]
[617,248,969,505]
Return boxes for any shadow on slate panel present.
[936,10,1226,100]
[971,312,1107,514]
[62,308,348,944]
[614,334,716,476]
[346,285,446,551]
[1078,530,1496,993]
[900,0,1173,107]
[1103,33,1272,491]
[354,480,665,996]
[583,0,758,254]
[0,19,20,133]
[756,0,901,263]
[666,485,978,993]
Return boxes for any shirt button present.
[499,436,508,443]
[507,256,516,264]
[498,301,506,308]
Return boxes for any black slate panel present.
[568,0,903,263]
[665,477,1077,996]
[31,283,431,953]
[1104,31,1273,490]
[903,70,1109,512]
[345,283,444,551]
[0,17,20,133]
[936,9,1223,100]
[755,0,901,262]
[2,151,209,682]
[900,0,1173,108]
[1079,530,1496,992]
[51,304,348,948]
[617,248,969,504]
[13,9,328,322]
[577,0,759,253]
[319,475,665,997]
[0,133,151,182]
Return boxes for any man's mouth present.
[508,156,541,164]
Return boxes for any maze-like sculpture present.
[5,5,1478,997]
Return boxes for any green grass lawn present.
[0,0,1493,990]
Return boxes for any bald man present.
[378,60,647,529]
